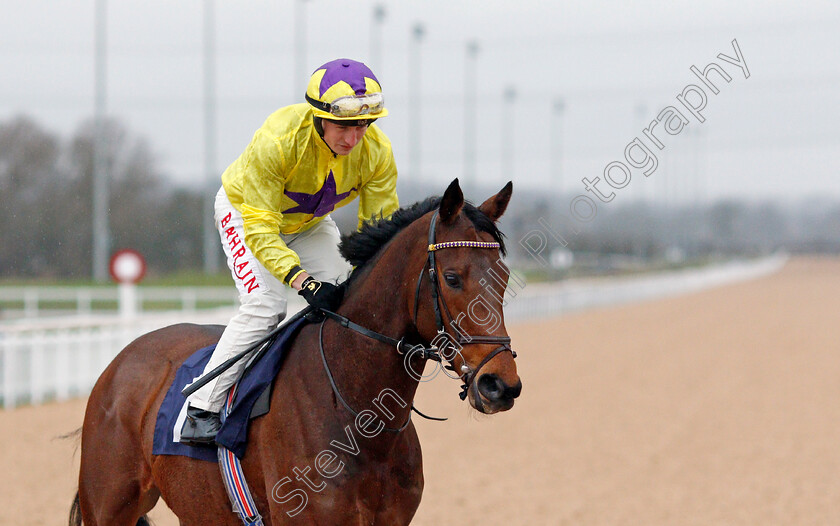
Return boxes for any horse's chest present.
[272,428,422,516]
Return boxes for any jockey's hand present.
[298,276,344,312]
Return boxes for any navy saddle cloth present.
[152,317,307,461]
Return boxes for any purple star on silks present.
[317,59,378,97]
[284,171,355,218]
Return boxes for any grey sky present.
[2,0,839,204]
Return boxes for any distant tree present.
[157,187,205,272]
[0,115,207,279]
[707,200,744,253]
[67,118,206,277]
[2,113,837,279]
[0,116,61,276]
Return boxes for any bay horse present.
[70,179,522,525]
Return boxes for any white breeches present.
[187,186,351,412]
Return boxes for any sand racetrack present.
[3,257,839,525]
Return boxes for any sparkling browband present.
[428,241,501,252]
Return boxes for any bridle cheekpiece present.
[318,207,518,430]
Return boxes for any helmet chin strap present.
[313,116,326,138]
[312,116,339,156]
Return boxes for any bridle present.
[413,210,517,404]
[318,209,518,430]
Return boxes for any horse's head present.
[412,179,522,414]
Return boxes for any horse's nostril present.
[477,374,506,401]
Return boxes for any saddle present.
[152,316,307,462]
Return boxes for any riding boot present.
[179,405,222,446]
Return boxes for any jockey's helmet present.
[305,59,388,123]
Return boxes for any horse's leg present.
[152,456,243,525]
[74,323,229,525]
[78,421,160,525]
[78,467,157,525]
[78,365,161,525]
[372,429,424,526]
[256,450,422,525]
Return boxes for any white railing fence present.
[0,310,233,409]
[0,286,238,320]
[504,255,788,321]
[0,256,786,409]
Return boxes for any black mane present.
[339,196,506,276]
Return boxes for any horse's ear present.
[439,178,464,225]
[479,181,513,222]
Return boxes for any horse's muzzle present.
[475,374,522,413]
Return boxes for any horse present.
[70,179,522,525]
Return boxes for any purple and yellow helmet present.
[305,59,388,121]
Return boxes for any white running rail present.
[0,286,238,320]
[504,254,788,321]
[0,256,786,409]
[0,309,234,409]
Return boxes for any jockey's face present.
[322,120,369,156]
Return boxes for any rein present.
[317,321,414,433]
[316,209,518,431]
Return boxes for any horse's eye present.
[443,272,462,289]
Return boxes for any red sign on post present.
[109,249,147,284]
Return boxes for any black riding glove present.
[297,276,344,312]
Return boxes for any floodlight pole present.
[92,0,110,282]
[551,98,565,195]
[202,0,220,274]
[371,5,386,73]
[464,41,479,190]
[409,23,425,181]
[295,0,308,95]
[501,86,517,183]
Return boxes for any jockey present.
[180,58,399,445]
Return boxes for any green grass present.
[0,271,237,313]
[0,270,235,287]
[0,256,738,289]
[516,255,737,283]
[139,270,235,287]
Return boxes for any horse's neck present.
[327,245,424,423]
